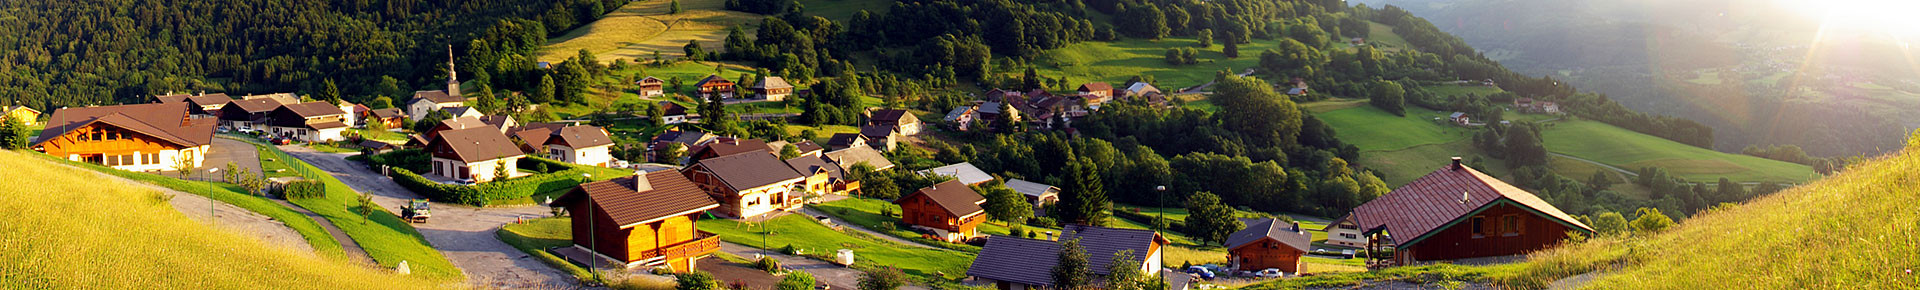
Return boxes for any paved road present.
[277,146,572,288]
[719,242,931,290]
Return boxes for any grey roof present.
[826,133,865,147]
[1449,112,1467,119]
[412,90,464,104]
[1125,82,1160,96]
[1059,225,1166,276]
[823,146,894,171]
[967,236,1060,287]
[785,156,844,180]
[549,125,614,148]
[1004,179,1059,199]
[749,76,793,90]
[919,163,994,185]
[1224,218,1313,252]
[689,150,805,191]
[943,106,974,122]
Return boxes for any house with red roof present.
[897,180,987,242]
[1344,157,1594,266]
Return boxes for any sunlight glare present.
[1777,0,1920,34]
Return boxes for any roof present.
[791,140,824,153]
[1286,87,1309,95]
[919,163,994,185]
[412,90,464,104]
[749,76,793,90]
[826,133,865,147]
[431,127,525,163]
[823,146,894,171]
[280,101,347,118]
[226,98,286,114]
[901,180,985,218]
[1225,218,1313,252]
[653,130,716,146]
[359,140,397,150]
[785,156,844,180]
[1125,82,1160,95]
[944,106,975,122]
[6,106,40,115]
[307,121,349,130]
[695,75,732,87]
[155,94,191,103]
[1349,162,1594,248]
[700,139,770,158]
[563,171,719,227]
[437,116,492,132]
[1079,82,1113,93]
[445,107,480,117]
[34,102,215,147]
[370,108,406,119]
[636,76,664,84]
[869,109,916,124]
[1004,179,1059,198]
[549,125,614,148]
[659,101,689,116]
[186,94,232,107]
[1059,225,1167,276]
[859,125,896,139]
[978,102,1011,115]
[968,237,1061,286]
[479,115,515,129]
[511,127,555,151]
[689,150,804,190]
[1449,112,1467,119]
[1162,269,1195,290]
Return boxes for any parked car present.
[401,199,431,223]
[1256,268,1285,278]
[1185,266,1216,279]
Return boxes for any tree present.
[1223,39,1239,58]
[670,0,683,14]
[979,182,1033,225]
[648,103,667,127]
[675,271,722,290]
[317,78,342,105]
[1105,250,1144,290]
[657,143,687,164]
[1058,159,1110,226]
[0,116,27,149]
[1503,125,1548,167]
[779,144,801,159]
[1368,79,1405,116]
[1210,75,1303,148]
[1716,177,1747,203]
[857,267,907,290]
[1050,238,1091,290]
[1196,29,1213,48]
[1630,207,1676,234]
[683,40,705,61]
[1589,171,1614,191]
[494,160,509,180]
[474,84,503,115]
[532,75,556,103]
[1184,191,1243,245]
[1589,211,1630,236]
[776,271,815,290]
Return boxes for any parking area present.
[160,137,261,180]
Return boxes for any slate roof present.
[1225,218,1313,252]
[431,127,525,163]
[563,170,719,227]
[869,109,915,124]
[903,180,985,218]
[412,90,464,104]
[823,146,894,171]
[690,150,804,191]
[749,76,793,90]
[1004,179,1059,199]
[826,133,865,148]
[919,162,994,185]
[549,125,614,148]
[967,237,1061,286]
[1059,225,1167,276]
[1125,82,1161,96]
[859,125,895,139]
[659,101,689,116]
[1349,162,1594,248]
[944,106,975,122]
[790,140,823,153]
[34,102,215,147]
[784,156,844,180]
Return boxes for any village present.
[7,49,1598,290]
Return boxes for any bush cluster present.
[280,180,327,199]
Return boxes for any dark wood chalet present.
[558,170,721,272]
[896,180,987,242]
[1346,157,1595,266]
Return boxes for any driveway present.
[162,137,261,179]
[718,242,931,290]
[277,146,572,288]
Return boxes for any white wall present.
[551,144,614,167]
[81,145,208,172]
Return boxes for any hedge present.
[281,180,327,199]
[369,149,430,173]
[389,167,485,206]
[473,168,593,203]
[518,157,571,174]
[386,158,600,206]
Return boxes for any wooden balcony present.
[651,230,721,260]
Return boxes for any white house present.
[408,90,466,122]
[266,102,350,142]
[1321,215,1367,248]
[545,125,617,167]
[426,127,525,183]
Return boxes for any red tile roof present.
[34,103,214,148]
[1350,162,1593,247]
[899,180,985,219]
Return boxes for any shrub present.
[876,222,895,231]
[780,244,800,255]
[1029,216,1058,228]
[281,180,327,199]
[389,168,486,206]
[753,256,783,273]
[369,149,430,173]
[776,271,816,290]
[1010,226,1026,238]
[474,167,594,202]
[857,267,907,290]
[674,271,721,290]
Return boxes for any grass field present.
[1035,37,1279,90]
[538,0,761,63]
[261,145,464,280]
[1419,84,1505,98]
[0,150,446,289]
[697,214,977,279]
[1314,104,1478,152]
[1298,98,1368,113]
[496,218,595,279]
[1541,120,1818,183]
[1362,21,1411,51]
[1356,139,1513,187]
[795,0,890,21]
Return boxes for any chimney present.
[1292,221,1301,232]
[1451,156,1464,170]
[632,171,653,192]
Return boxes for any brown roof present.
[968,237,1062,287]
[412,90,464,104]
[563,171,719,227]
[659,101,689,116]
[370,108,406,119]
[307,121,348,130]
[549,125,614,148]
[687,150,804,191]
[826,133,865,147]
[1059,225,1168,276]
[359,140,397,150]
[186,94,233,107]
[1225,218,1313,252]
[749,76,793,90]
[698,138,770,158]
[1350,161,1594,248]
[511,127,555,153]
[226,98,286,113]
[281,101,347,118]
[34,102,214,147]
[785,156,844,180]
[858,125,895,139]
[1078,82,1112,92]
[430,127,525,163]
[479,115,515,131]
[636,76,664,85]
[791,140,824,153]
[869,109,916,124]
[695,75,732,87]
[439,116,491,130]
[900,180,985,218]
[823,146,894,171]
[155,94,191,103]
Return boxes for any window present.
[1503,214,1524,236]
[1470,216,1486,238]
[1341,233,1359,239]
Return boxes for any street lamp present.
[208,167,221,221]
[1155,185,1166,271]
[582,173,597,282]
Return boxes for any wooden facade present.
[1392,201,1576,264]
[39,124,208,171]
[1229,238,1306,272]
[895,183,987,243]
[566,196,719,272]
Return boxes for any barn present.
[1346,157,1594,266]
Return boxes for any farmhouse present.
[1123,82,1162,100]
[1225,218,1313,273]
[822,146,894,172]
[1345,157,1594,265]
[557,170,721,272]
[824,133,868,151]
[1004,179,1059,215]
[867,109,922,136]
[33,102,215,171]
[1448,112,1471,126]
[694,75,735,99]
[425,127,525,183]
[976,102,1020,124]
[218,98,289,132]
[1077,82,1114,106]
[919,162,994,186]
[545,125,616,167]
[1321,216,1366,248]
[943,105,978,131]
[682,150,805,218]
[747,76,794,101]
[407,90,466,122]
[265,101,350,142]
[364,108,407,130]
[5,105,41,126]
[657,101,690,124]
[896,180,987,242]
[968,225,1170,289]
[635,76,666,97]
[858,126,900,151]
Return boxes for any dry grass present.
[538,0,762,63]
[0,150,454,289]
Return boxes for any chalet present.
[636,76,666,97]
[33,103,215,171]
[444,106,484,120]
[1286,87,1310,97]
[1448,112,1471,126]
[557,170,721,272]
[266,102,351,142]
[657,101,691,124]
[747,76,794,101]
[649,129,717,164]
[507,122,568,154]
[694,75,735,99]
[1321,216,1366,247]
[919,162,994,186]
[897,180,988,242]
[1515,98,1561,114]
[365,108,407,130]
[1123,82,1162,100]
[785,155,853,195]
[408,90,466,122]
[968,225,1170,289]
[425,116,493,140]
[1077,82,1114,106]
[682,150,805,218]
[346,103,368,128]
[867,109,922,136]
[425,127,525,183]
[479,115,518,133]
[977,102,1020,124]
[765,140,825,157]
[824,133,868,151]
[1004,179,1059,216]
[1346,157,1594,266]
[545,125,616,167]
[155,93,232,118]
[858,125,900,151]
[218,98,288,132]
[690,138,770,162]
[943,105,978,131]
[822,146,894,172]
[5,106,41,126]
[1225,218,1313,273]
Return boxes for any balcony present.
[644,230,721,261]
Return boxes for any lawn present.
[0,150,445,289]
[1112,204,1332,242]
[260,145,465,280]
[1361,21,1411,51]
[1541,120,1818,183]
[1298,98,1368,113]
[256,145,303,179]
[1418,84,1504,98]
[784,124,861,144]
[496,217,594,280]
[1313,103,1477,151]
[696,214,978,279]
[538,0,762,63]
[807,198,998,252]
[351,128,408,143]
[1035,36,1281,90]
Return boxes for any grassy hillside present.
[539,0,761,63]
[794,0,891,21]
[1542,120,1818,183]
[1310,103,1511,185]
[0,150,449,289]
[1035,37,1275,90]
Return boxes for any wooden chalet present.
[364,108,407,129]
[636,76,666,97]
[558,170,722,272]
[33,103,215,171]
[681,149,805,218]
[5,105,41,126]
[217,98,288,132]
[694,75,735,99]
[265,101,350,142]
[747,76,794,101]
[866,109,921,136]
[897,180,987,242]
[425,127,525,182]
[1077,82,1114,107]
[1225,218,1313,273]
[968,225,1170,289]
[1346,157,1594,266]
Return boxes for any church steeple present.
[446,44,461,97]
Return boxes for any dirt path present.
[270,198,374,264]
[75,164,319,255]
[277,146,573,288]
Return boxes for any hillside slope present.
[0,150,451,289]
